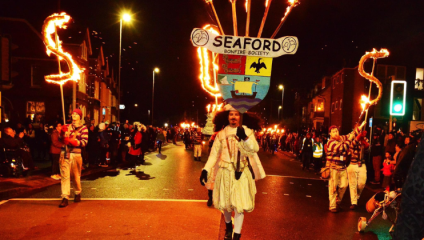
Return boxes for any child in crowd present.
[381,152,395,191]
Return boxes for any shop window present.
[415,68,424,91]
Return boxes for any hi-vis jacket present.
[203,125,266,181]
[326,127,361,169]
[313,142,323,158]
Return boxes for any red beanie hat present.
[72,109,83,119]
[328,125,338,133]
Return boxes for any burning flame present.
[207,104,211,113]
[216,103,223,111]
[197,25,221,97]
[360,95,370,110]
[42,13,83,85]
[358,48,390,106]
[265,0,269,7]
[281,0,300,21]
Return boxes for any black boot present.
[224,221,233,240]
[74,194,81,202]
[207,190,213,207]
[59,198,68,208]
[233,233,241,240]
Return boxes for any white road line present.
[9,198,207,202]
[0,200,9,205]
[267,175,325,181]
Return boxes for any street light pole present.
[118,19,122,122]
[279,85,284,119]
[152,68,159,125]
[118,13,131,123]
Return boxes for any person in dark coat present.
[140,125,149,164]
[50,123,64,179]
[98,123,110,167]
[393,133,424,240]
[87,125,100,167]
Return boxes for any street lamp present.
[279,84,284,119]
[278,105,282,120]
[152,67,160,125]
[119,12,132,123]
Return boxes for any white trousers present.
[60,152,82,199]
[194,144,202,157]
[328,168,348,210]
[347,164,367,205]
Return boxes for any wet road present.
[0,142,394,239]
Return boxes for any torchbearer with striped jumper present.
[326,121,365,213]
[58,109,89,208]
[347,131,369,210]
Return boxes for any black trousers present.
[302,153,312,170]
[157,140,162,153]
[313,157,322,171]
[50,153,60,175]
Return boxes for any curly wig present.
[213,111,263,132]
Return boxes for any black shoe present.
[233,233,241,240]
[207,190,213,207]
[74,194,81,203]
[224,221,233,240]
[59,198,68,208]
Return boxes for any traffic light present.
[390,80,406,116]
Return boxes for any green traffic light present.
[394,104,403,113]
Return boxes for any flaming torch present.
[271,0,300,39]
[245,0,252,36]
[358,49,389,106]
[204,0,225,34]
[42,12,83,124]
[357,48,389,128]
[230,0,238,36]
[197,25,221,99]
[257,0,273,38]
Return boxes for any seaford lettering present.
[214,36,284,52]
[191,28,298,58]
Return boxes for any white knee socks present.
[234,212,244,234]
[223,211,244,234]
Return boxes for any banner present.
[191,28,298,58]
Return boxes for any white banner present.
[190,28,298,58]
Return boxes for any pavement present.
[0,142,395,239]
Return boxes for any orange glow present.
[282,129,285,133]
[358,48,390,106]
[274,125,278,129]
[281,0,299,21]
[42,13,83,85]
[197,25,221,97]
[277,129,280,133]
[265,0,270,7]
[360,95,370,110]
[245,0,248,12]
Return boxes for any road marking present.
[0,200,9,205]
[267,175,325,181]
[9,198,208,202]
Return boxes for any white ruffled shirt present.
[203,125,266,180]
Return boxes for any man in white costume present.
[200,105,266,240]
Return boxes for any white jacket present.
[203,125,266,181]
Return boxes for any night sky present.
[1,0,423,126]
